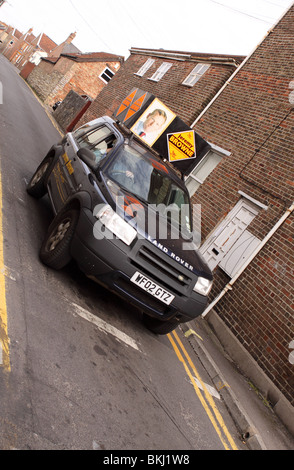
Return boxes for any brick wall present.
[50,61,113,105]
[27,59,64,101]
[27,56,121,107]
[78,49,243,128]
[192,5,294,405]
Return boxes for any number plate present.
[130,271,175,305]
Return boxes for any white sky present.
[0,0,293,59]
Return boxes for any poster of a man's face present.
[131,98,176,146]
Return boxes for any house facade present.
[26,51,124,107]
[19,32,80,80]
[78,47,245,128]
[0,24,23,56]
[8,29,57,70]
[188,4,294,426]
[0,28,78,75]
[2,27,36,62]
[10,29,57,70]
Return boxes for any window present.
[99,67,114,84]
[182,63,210,87]
[185,148,224,196]
[76,125,111,147]
[75,125,117,165]
[135,58,155,77]
[105,143,191,231]
[149,62,172,82]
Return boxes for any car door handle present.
[88,174,95,186]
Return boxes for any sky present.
[0,0,293,59]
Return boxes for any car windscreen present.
[104,144,192,232]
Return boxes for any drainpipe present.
[202,202,294,317]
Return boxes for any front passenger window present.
[77,126,117,165]
[77,126,112,149]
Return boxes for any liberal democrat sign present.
[167,131,196,162]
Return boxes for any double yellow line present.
[168,330,238,450]
[0,169,10,372]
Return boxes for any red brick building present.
[0,24,22,55]
[79,47,245,127]
[19,32,80,80]
[9,29,57,70]
[27,51,124,107]
[188,4,294,429]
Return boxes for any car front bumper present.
[70,208,208,323]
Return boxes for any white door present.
[200,199,259,270]
[219,230,261,277]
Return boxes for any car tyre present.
[39,207,79,270]
[142,314,179,335]
[27,155,53,198]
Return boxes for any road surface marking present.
[0,168,10,371]
[190,377,221,400]
[168,330,238,450]
[71,302,140,351]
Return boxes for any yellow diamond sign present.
[167,130,196,162]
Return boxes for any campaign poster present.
[131,98,176,147]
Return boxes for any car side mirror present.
[77,148,98,170]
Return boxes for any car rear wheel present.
[39,207,79,270]
[142,314,179,335]
[27,155,53,198]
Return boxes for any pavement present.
[180,313,294,450]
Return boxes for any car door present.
[48,134,80,213]
[49,124,118,213]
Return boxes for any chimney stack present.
[66,32,76,44]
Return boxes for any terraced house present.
[190,4,294,433]
[78,47,245,126]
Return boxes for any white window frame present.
[99,67,114,84]
[149,62,172,82]
[185,144,230,196]
[182,63,210,87]
[135,58,155,77]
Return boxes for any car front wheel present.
[39,207,79,270]
[27,155,53,198]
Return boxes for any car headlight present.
[193,277,212,296]
[94,204,137,246]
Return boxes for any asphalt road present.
[0,54,244,452]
